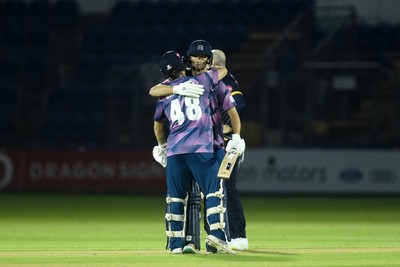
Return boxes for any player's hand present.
[225,134,245,156]
[173,82,204,98]
[152,143,167,167]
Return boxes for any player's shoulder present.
[206,68,219,76]
[223,73,240,91]
[223,73,238,83]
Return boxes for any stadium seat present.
[110,0,136,25]
[54,0,79,28]
[0,53,24,82]
[87,86,108,112]
[2,0,27,26]
[24,53,47,82]
[29,25,51,52]
[392,23,400,47]
[357,23,373,49]
[85,112,106,143]
[371,23,394,49]
[48,85,76,112]
[2,26,28,50]
[371,50,391,67]
[278,50,298,74]
[28,0,52,26]
[0,119,16,145]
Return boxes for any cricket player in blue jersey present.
[211,49,248,251]
[153,51,237,254]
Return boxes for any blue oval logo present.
[339,169,363,183]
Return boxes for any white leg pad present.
[165,195,187,240]
[205,180,226,231]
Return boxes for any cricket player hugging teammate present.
[151,48,245,254]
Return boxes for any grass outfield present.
[0,193,399,266]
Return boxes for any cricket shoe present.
[228,238,249,251]
[182,243,198,254]
[169,248,183,254]
[205,235,236,254]
[205,243,217,254]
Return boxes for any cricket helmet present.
[187,39,212,57]
[160,50,185,76]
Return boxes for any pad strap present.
[166,196,187,204]
[165,213,185,221]
[166,230,185,238]
[209,222,225,231]
[206,205,226,216]
[205,191,224,199]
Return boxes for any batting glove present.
[152,143,167,168]
[225,134,246,156]
[173,81,204,98]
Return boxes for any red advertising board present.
[0,150,166,193]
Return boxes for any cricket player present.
[212,49,249,251]
[183,41,245,253]
[152,50,236,254]
[150,40,245,253]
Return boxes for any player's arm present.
[231,91,246,118]
[149,82,204,98]
[149,84,173,97]
[225,107,245,156]
[223,92,245,135]
[218,107,243,179]
[154,120,166,145]
[153,120,167,167]
[226,106,241,135]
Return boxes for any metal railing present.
[259,5,399,148]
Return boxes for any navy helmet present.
[160,50,185,76]
[187,39,212,57]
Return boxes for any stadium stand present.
[0,0,399,149]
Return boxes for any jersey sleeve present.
[223,73,246,117]
[206,68,220,84]
[232,92,246,117]
[216,81,236,113]
[153,99,165,121]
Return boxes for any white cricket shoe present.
[228,238,249,251]
[169,248,183,254]
[206,235,236,254]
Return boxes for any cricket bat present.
[217,150,239,180]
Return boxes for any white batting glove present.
[225,134,246,156]
[173,81,204,98]
[152,143,167,168]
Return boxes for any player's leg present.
[203,179,228,253]
[165,155,192,254]
[225,159,248,250]
[214,147,231,242]
[188,152,235,254]
[183,180,201,253]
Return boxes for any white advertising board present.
[237,149,400,194]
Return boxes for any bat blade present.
[217,151,239,180]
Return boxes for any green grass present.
[0,193,399,266]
